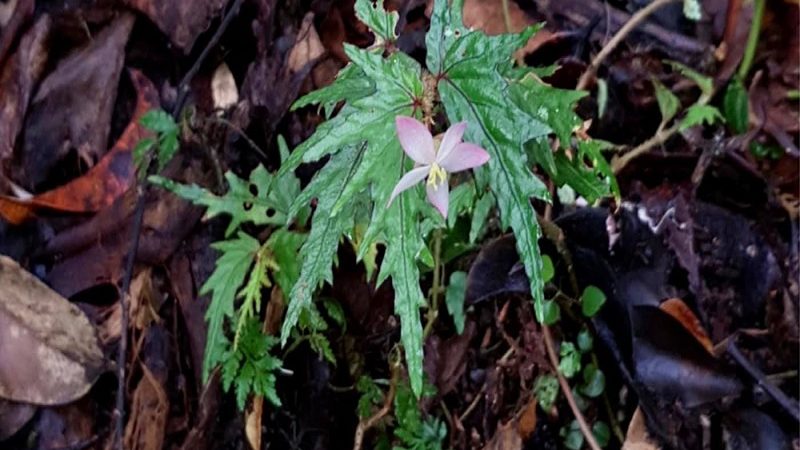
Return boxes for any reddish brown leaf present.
[660,298,714,354]
[0,69,158,224]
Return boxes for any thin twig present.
[576,0,681,91]
[542,325,602,450]
[458,382,488,423]
[113,1,246,448]
[726,341,800,422]
[611,121,680,173]
[114,186,145,449]
[500,0,513,33]
[172,0,246,117]
[353,364,400,450]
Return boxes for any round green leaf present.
[580,363,606,398]
[576,328,593,353]
[542,254,555,283]
[593,421,611,447]
[581,285,606,317]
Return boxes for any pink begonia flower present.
[389,116,490,218]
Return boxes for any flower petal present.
[439,142,490,173]
[426,178,449,219]
[435,121,467,163]
[388,166,430,206]
[395,116,435,164]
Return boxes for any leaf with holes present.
[150,165,289,237]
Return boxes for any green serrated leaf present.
[510,75,587,148]
[200,232,260,381]
[221,319,283,410]
[723,77,749,134]
[652,78,680,125]
[378,186,427,397]
[469,192,493,244]
[140,109,177,134]
[292,64,373,115]
[445,271,467,334]
[447,183,475,228]
[525,137,557,178]
[679,104,724,131]
[356,376,384,419]
[149,165,286,237]
[667,61,714,99]
[429,0,551,322]
[576,139,620,201]
[133,138,155,173]
[282,45,421,175]
[266,229,306,295]
[281,148,364,345]
[355,0,399,44]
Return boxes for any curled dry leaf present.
[0,399,36,440]
[211,62,238,111]
[0,13,50,164]
[0,255,104,405]
[19,13,134,189]
[0,68,159,224]
[124,0,225,51]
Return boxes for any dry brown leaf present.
[124,364,169,450]
[124,0,226,51]
[211,62,238,111]
[288,13,325,74]
[517,396,538,440]
[622,407,661,450]
[0,399,35,440]
[18,13,134,189]
[0,13,50,163]
[0,69,159,224]
[660,298,714,355]
[245,398,263,450]
[483,419,522,450]
[0,255,104,405]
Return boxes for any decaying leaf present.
[124,0,226,51]
[622,407,660,450]
[0,13,50,164]
[0,69,159,224]
[659,298,713,354]
[19,13,134,189]
[483,419,522,450]
[124,325,170,450]
[211,62,238,111]
[0,255,104,405]
[0,399,35,440]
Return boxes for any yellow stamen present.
[426,163,448,189]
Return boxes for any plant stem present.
[611,121,680,173]
[542,325,603,450]
[577,0,681,91]
[424,228,444,337]
[738,0,765,79]
[501,0,513,33]
[353,362,400,450]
